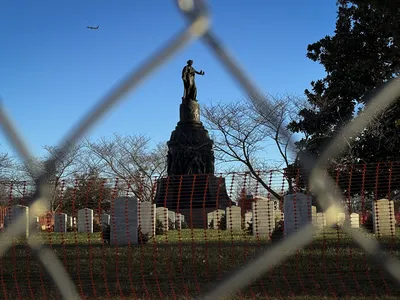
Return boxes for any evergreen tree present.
[288,0,399,196]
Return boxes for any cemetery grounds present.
[1,227,400,299]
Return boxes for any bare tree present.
[85,134,167,202]
[0,150,15,205]
[250,94,308,169]
[0,151,13,179]
[0,148,35,205]
[12,142,86,212]
[203,95,307,198]
[224,171,274,203]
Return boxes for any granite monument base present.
[153,174,232,228]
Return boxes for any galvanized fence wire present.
[0,0,399,299]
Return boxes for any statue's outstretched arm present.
[195,69,205,75]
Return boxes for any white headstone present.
[101,213,110,226]
[337,212,346,227]
[101,213,110,233]
[168,211,176,229]
[316,212,326,229]
[226,206,241,231]
[110,197,138,245]
[207,209,225,229]
[252,198,275,238]
[325,206,345,228]
[273,200,279,211]
[284,193,311,236]
[67,216,73,229]
[78,208,94,233]
[54,213,67,232]
[5,205,29,238]
[274,209,283,222]
[28,215,40,233]
[34,216,40,231]
[311,206,317,224]
[350,213,360,229]
[207,211,214,228]
[138,202,156,237]
[373,199,396,237]
[244,212,252,229]
[175,213,183,230]
[156,207,169,232]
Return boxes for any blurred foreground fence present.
[1,163,400,298]
[1,0,400,299]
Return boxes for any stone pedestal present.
[167,98,215,175]
[153,97,233,227]
[179,98,201,124]
[153,174,232,228]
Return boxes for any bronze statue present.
[182,60,205,100]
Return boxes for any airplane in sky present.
[87,26,99,30]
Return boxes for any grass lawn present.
[1,228,400,299]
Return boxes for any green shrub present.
[218,214,226,230]
[245,221,253,235]
[362,214,374,233]
[271,220,284,242]
[102,223,110,244]
[93,219,102,232]
[155,218,164,235]
[138,225,149,244]
[209,219,214,229]
[101,223,149,244]
[181,221,188,229]
[168,218,174,230]
[245,219,284,242]
[208,215,227,230]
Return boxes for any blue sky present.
[0,0,338,164]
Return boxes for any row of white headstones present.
[2,194,396,245]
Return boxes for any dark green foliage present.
[219,214,226,230]
[271,220,284,242]
[208,219,214,229]
[138,225,149,244]
[174,220,188,229]
[362,214,374,233]
[245,221,252,235]
[93,219,102,233]
[101,223,149,244]
[168,218,174,230]
[245,220,284,241]
[288,0,400,194]
[61,173,114,215]
[181,221,188,229]
[209,215,226,230]
[155,218,164,235]
[102,223,110,244]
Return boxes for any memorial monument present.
[153,60,232,227]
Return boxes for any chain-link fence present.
[1,0,400,299]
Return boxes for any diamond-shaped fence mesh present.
[1,1,400,299]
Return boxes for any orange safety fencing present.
[0,162,400,299]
